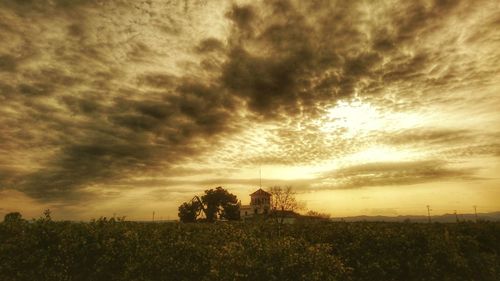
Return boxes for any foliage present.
[178,201,200,223]
[0,214,499,281]
[43,209,52,221]
[3,212,23,223]
[305,210,331,220]
[201,187,239,222]
[220,202,240,221]
[178,186,240,222]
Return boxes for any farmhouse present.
[239,188,271,219]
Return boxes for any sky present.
[0,0,499,220]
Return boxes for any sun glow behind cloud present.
[319,100,383,137]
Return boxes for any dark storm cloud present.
[18,82,56,97]
[320,160,479,189]
[0,0,499,203]
[18,79,237,201]
[6,0,276,201]
[0,166,21,190]
[194,38,225,54]
[218,0,481,120]
[19,142,166,201]
[0,54,17,72]
[0,1,195,200]
[222,3,324,118]
[0,0,99,11]
[59,95,102,114]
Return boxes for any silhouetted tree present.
[270,186,304,225]
[305,210,331,220]
[201,187,239,222]
[270,186,302,212]
[43,209,52,220]
[221,201,240,220]
[177,187,240,222]
[4,212,23,223]
[178,201,200,223]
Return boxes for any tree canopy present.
[178,187,240,222]
[3,212,23,223]
[178,201,200,223]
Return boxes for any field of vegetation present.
[1,214,498,281]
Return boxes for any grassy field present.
[1,217,498,281]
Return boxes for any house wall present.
[240,189,272,219]
[240,204,270,219]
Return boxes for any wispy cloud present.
[319,160,480,189]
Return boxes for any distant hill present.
[330,212,500,223]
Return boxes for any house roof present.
[250,188,271,197]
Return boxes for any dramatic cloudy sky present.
[1,0,499,220]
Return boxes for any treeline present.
[1,212,499,281]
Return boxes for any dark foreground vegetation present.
[1,214,499,281]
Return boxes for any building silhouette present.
[239,188,271,219]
